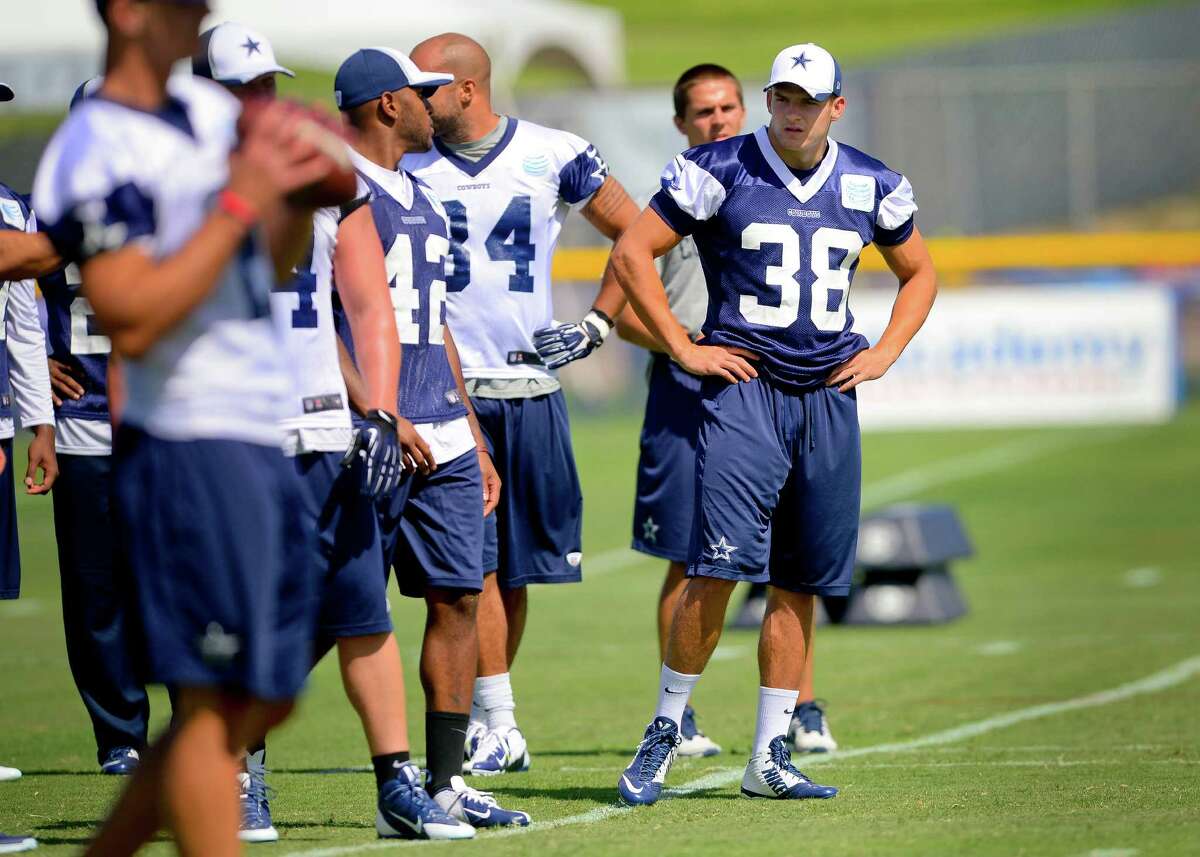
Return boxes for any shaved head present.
[411,32,491,96]
[410,32,496,144]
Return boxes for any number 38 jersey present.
[650,127,918,392]
[403,119,609,381]
[333,151,467,425]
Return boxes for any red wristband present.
[218,189,259,229]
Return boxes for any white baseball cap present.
[0,82,13,102]
[193,22,295,86]
[763,43,842,101]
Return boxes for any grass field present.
[2,401,1199,855]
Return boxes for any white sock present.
[476,672,517,731]
[752,686,798,756]
[470,679,487,731]
[654,665,701,727]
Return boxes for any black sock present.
[372,751,411,790]
[426,711,469,794]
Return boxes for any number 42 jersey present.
[650,127,918,392]
[403,118,609,381]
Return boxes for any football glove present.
[532,308,614,370]
[340,408,402,499]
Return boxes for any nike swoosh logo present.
[784,708,795,715]
[464,807,492,820]
[621,775,644,795]
[664,688,686,694]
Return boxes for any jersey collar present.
[752,126,839,205]
[432,117,519,178]
[349,148,414,209]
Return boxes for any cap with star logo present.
[763,43,842,102]
[193,22,295,86]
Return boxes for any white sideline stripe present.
[1122,567,1162,588]
[975,640,1024,656]
[584,546,645,578]
[283,654,1200,856]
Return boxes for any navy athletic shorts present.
[687,378,861,597]
[380,447,485,598]
[113,427,319,701]
[631,354,704,563]
[0,437,19,600]
[294,450,391,638]
[473,391,583,588]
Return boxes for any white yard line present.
[1122,567,1163,588]
[283,653,1200,856]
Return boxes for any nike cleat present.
[100,747,140,775]
[237,768,278,843]
[462,721,487,772]
[617,717,680,806]
[789,699,838,753]
[741,735,838,799]
[377,762,475,840]
[0,834,37,854]
[678,705,721,757]
[466,727,530,776]
[433,775,531,828]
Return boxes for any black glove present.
[340,409,402,498]
[532,308,613,370]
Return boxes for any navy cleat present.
[789,699,838,753]
[0,833,37,853]
[377,762,475,840]
[100,747,140,775]
[433,775,531,828]
[678,705,721,757]
[617,717,680,806]
[741,736,838,800]
[237,767,278,843]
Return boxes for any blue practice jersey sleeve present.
[872,172,917,246]
[42,181,157,265]
[556,137,610,206]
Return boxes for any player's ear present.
[106,0,147,37]
[829,95,847,122]
[673,114,687,136]
[379,90,400,123]
[459,78,475,108]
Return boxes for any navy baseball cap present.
[0,83,12,103]
[334,48,452,111]
[69,77,104,112]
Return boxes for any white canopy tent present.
[0,0,624,110]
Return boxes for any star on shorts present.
[710,536,738,562]
[642,517,660,543]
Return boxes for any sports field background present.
[2,401,1198,855]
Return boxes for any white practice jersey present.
[33,76,290,446]
[403,118,608,381]
[271,204,353,456]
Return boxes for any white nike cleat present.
[433,776,530,828]
[466,727,530,776]
[741,736,838,799]
[462,721,487,772]
[677,705,721,757]
[788,700,839,753]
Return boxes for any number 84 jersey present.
[649,127,918,392]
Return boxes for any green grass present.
[581,0,1177,83]
[2,402,1199,855]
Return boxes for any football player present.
[613,43,936,805]
[193,25,471,842]
[33,1,343,853]
[38,76,152,779]
[619,63,838,758]
[406,33,638,775]
[0,69,48,857]
[332,46,528,830]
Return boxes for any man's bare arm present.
[611,207,756,383]
[581,176,639,319]
[0,231,62,280]
[826,225,937,392]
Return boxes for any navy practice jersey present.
[650,127,917,392]
[33,76,290,446]
[40,262,111,423]
[334,150,467,425]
